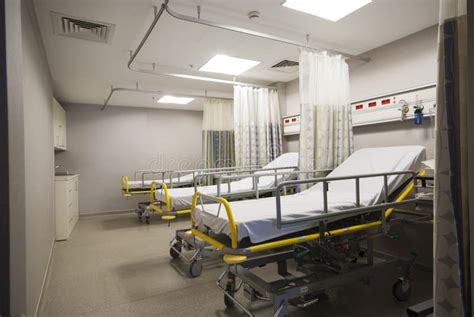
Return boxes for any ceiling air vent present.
[270,59,299,74]
[50,12,115,44]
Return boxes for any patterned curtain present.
[202,99,235,171]
[299,50,353,174]
[233,86,282,167]
[435,0,470,315]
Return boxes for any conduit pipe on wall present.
[127,0,370,89]
[101,86,232,110]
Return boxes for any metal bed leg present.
[217,268,253,316]
[367,238,374,266]
[169,237,182,259]
[273,300,288,317]
[277,260,289,277]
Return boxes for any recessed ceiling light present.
[282,0,372,22]
[157,95,194,104]
[199,54,260,76]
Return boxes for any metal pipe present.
[165,3,370,62]
[355,178,360,207]
[255,175,259,199]
[102,86,232,110]
[125,0,370,92]
[128,2,168,69]
[126,2,274,89]
[323,181,329,213]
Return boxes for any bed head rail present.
[121,175,129,194]
[275,170,417,229]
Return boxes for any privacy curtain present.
[435,0,470,315]
[233,86,282,167]
[202,98,235,170]
[299,50,353,173]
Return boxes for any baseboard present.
[34,236,55,317]
[79,209,135,218]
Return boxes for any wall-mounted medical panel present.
[282,114,300,136]
[351,84,436,127]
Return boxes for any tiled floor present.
[38,212,432,316]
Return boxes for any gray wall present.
[7,0,56,315]
[55,104,203,215]
[281,26,438,158]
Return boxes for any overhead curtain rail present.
[127,1,273,89]
[127,0,370,89]
[101,86,232,110]
[164,3,370,62]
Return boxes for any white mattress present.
[156,152,299,210]
[127,173,195,189]
[193,146,426,243]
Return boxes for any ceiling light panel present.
[282,0,372,22]
[157,96,194,104]
[199,54,260,76]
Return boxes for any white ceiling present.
[33,0,439,110]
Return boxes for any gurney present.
[146,152,302,221]
[121,165,260,197]
[171,146,427,315]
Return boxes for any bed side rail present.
[137,165,261,187]
[213,169,332,197]
[275,170,417,229]
[191,165,299,191]
[167,165,261,187]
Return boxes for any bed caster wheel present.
[189,260,202,278]
[392,278,411,302]
[145,216,150,224]
[169,242,181,259]
[224,283,235,308]
[137,210,143,222]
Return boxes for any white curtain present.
[202,98,235,170]
[435,0,469,315]
[233,86,282,167]
[299,50,353,173]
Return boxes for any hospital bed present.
[172,146,427,316]
[145,153,304,222]
[121,165,261,197]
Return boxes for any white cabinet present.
[55,174,79,240]
[53,98,67,150]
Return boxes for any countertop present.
[54,174,79,181]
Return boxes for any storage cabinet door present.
[67,180,76,221]
[73,178,79,216]
[54,121,60,148]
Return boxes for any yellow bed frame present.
[187,170,426,264]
